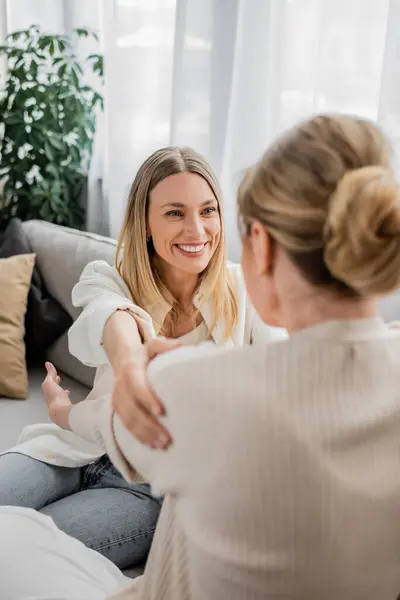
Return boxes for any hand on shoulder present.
[112,337,183,450]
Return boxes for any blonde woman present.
[0,146,283,571]
[1,114,400,599]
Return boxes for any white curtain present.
[1,0,400,260]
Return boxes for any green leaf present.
[75,28,89,38]
[5,114,23,125]
[47,135,64,151]
[7,29,28,42]
[73,62,83,75]
[92,56,104,77]
[85,30,100,42]
[58,63,67,79]
[48,40,55,56]
[38,35,53,51]
[46,163,60,178]
[71,67,80,89]
[29,59,38,79]
[92,92,104,109]
[39,200,53,220]
[43,140,54,161]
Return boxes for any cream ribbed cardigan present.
[69,317,400,600]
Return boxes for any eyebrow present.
[160,199,217,209]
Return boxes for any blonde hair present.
[238,114,400,296]
[116,146,238,338]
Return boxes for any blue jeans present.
[0,453,162,569]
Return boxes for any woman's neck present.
[276,255,378,334]
[282,294,377,334]
[157,260,199,312]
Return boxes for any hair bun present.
[324,165,400,296]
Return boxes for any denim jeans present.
[0,452,162,570]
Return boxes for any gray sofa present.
[0,219,117,453]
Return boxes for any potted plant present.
[0,25,104,230]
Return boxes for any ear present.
[248,221,273,276]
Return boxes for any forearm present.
[103,309,144,371]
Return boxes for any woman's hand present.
[112,337,182,450]
[42,362,73,430]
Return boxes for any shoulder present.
[76,260,132,298]
[80,260,119,280]
[148,341,268,400]
[147,342,289,432]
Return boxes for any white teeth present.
[177,244,205,253]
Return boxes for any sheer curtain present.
[102,0,400,258]
[1,0,399,259]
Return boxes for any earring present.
[146,236,151,243]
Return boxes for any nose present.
[184,214,205,238]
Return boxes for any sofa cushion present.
[47,333,96,389]
[0,219,72,363]
[21,221,117,387]
[0,254,35,399]
[22,221,117,319]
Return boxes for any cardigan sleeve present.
[68,260,156,367]
[69,342,231,495]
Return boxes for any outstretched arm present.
[68,260,156,367]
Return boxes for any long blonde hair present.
[238,114,400,297]
[116,146,238,338]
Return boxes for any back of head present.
[238,114,400,297]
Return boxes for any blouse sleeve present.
[68,260,156,367]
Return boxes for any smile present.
[175,243,208,256]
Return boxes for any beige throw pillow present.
[0,253,35,399]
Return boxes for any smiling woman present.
[115,147,238,339]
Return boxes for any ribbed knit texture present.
[71,318,400,600]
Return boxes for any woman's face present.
[147,172,221,276]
